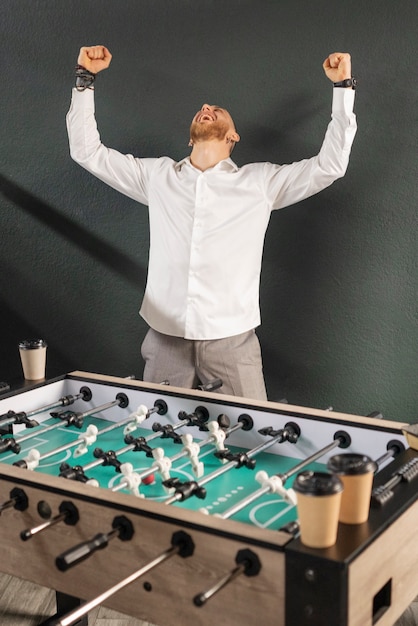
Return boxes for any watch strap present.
[333,77,357,90]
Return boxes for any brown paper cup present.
[327,454,377,524]
[18,339,47,380]
[293,471,343,548]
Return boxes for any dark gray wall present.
[1,0,417,421]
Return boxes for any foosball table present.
[0,371,417,626]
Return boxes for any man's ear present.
[227,131,240,144]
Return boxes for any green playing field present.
[0,413,325,530]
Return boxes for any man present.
[67,46,357,400]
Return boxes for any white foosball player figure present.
[181,433,204,478]
[255,470,297,506]
[123,404,149,435]
[152,447,173,492]
[73,424,99,457]
[119,462,143,498]
[208,420,227,460]
[21,448,41,471]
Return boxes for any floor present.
[0,573,153,626]
[0,573,416,625]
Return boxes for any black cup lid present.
[19,339,47,350]
[293,471,343,496]
[327,453,378,475]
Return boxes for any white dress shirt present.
[67,88,356,340]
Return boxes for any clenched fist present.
[77,45,112,74]
[322,52,352,83]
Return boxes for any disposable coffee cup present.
[18,339,47,380]
[327,453,377,524]
[293,471,343,548]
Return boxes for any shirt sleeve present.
[263,88,357,211]
[66,88,156,205]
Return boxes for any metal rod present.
[56,544,179,626]
[110,422,190,490]
[83,411,183,473]
[113,420,244,493]
[164,430,288,505]
[82,420,171,470]
[86,421,184,474]
[218,438,343,519]
[278,438,342,482]
[11,398,122,447]
[38,413,141,463]
[24,393,85,419]
[0,497,15,513]
[20,511,67,540]
[12,422,66,445]
[374,447,396,468]
[0,393,85,428]
[77,399,121,420]
[194,563,245,606]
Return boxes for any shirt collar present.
[175,156,239,173]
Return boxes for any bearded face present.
[189,104,237,145]
[189,118,230,143]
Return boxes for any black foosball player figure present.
[67,47,357,399]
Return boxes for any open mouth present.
[198,112,215,122]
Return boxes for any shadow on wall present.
[0,173,146,287]
[0,173,149,381]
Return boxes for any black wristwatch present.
[333,77,357,90]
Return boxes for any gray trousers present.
[141,328,267,401]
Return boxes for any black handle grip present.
[55,533,109,571]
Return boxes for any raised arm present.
[264,51,357,211]
[67,45,155,205]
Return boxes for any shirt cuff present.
[71,86,95,110]
[332,86,356,115]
